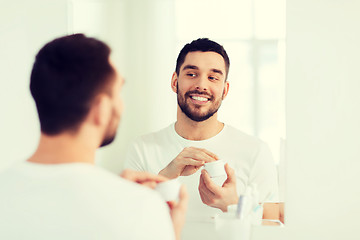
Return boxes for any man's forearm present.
[262,202,280,220]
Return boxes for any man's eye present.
[209,76,219,81]
[187,73,196,77]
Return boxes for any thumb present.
[224,163,236,185]
[178,185,188,210]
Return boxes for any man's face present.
[100,65,124,147]
[173,51,229,122]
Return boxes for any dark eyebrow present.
[182,65,199,71]
[211,68,223,75]
[182,65,223,76]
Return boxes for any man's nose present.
[195,75,208,91]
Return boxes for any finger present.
[201,169,221,194]
[121,169,168,183]
[141,181,157,189]
[186,147,218,160]
[199,173,216,198]
[181,157,206,167]
[180,165,202,176]
[199,175,216,201]
[198,189,206,204]
[182,147,217,163]
[177,185,188,210]
[198,148,219,161]
[197,151,218,163]
[198,180,211,204]
[187,150,217,163]
[224,163,236,184]
[120,168,134,179]
[136,172,168,183]
[198,175,208,204]
[167,201,176,210]
[198,173,206,189]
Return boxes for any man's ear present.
[90,94,111,127]
[171,72,178,93]
[222,81,230,100]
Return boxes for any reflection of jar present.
[155,178,181,201]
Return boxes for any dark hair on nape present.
[30,33,115,135]
[175,38,230,80]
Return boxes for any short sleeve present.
[123,139,147,172]
[248,143,279,203]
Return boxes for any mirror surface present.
[0,1,286,239]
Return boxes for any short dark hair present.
[175,38,230,79]
[30,34,115,135]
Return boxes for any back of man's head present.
[175,38,230,79]
[30,34,115,135]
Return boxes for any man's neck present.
[28,132,97,165]
[175,110,224,141]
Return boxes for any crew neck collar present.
[170,122,227,144]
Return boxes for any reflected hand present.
[120,169,168,189]
[198,163,238,212]
[159,147,218,179]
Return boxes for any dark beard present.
[177,89,222,122]
[100,135,115,147]
[100,107,119,148]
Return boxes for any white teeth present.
[191,96,208,101]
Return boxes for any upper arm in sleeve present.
[248,143,279,203]
[123,140,147,172]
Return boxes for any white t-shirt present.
[0,161,175,240]
[125,123,279,221]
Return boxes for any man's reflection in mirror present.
[124,38,281,235]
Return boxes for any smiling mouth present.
[190,96,209,102]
